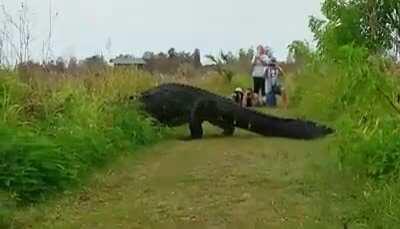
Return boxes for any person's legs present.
[264,77,273,107]
[256,78,266,105]
[265,77,272,96]
[253,77,262,95]
[266,92,277,107]
[260,78,266,96]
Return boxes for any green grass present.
[0,69,165,226]
[15,108,393,228]
[284,54,400,228]
[2,68,399,228]
[13,121,347,229]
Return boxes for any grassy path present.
[16,112,353,229]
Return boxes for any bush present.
[290,45,400,179]
[0,192,16,228]
[289,45,400,227]
[0,70,164,203]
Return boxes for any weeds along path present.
[17,112,348,229]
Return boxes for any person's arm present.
[251,55,257,65]
[278,66,285,76]
[250,56,257,75]
[260,55,269,66]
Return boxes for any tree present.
[310,0,400,58]
[1,1,32,64]
[247,48,255,61]
[192,48,201,68]
[287,40,313,65]
[378,0,400,59]
[142,51,154,60]
[168,48,176,59]
[67,57,78,73]
[157,52,167,59]
[82,55,107,72]
[55,57,65,72]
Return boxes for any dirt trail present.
[18,122,345,229]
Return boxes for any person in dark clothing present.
[245,88,254,107]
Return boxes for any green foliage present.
[0,70,164,203]
[310,0,400,58]
[206,52,237,83]
[330,46,400,179]
[291,44,400,178]
[297,1,400,225]
[287,67,338,122]
[0,192,16,228]
[304,0,400,179]
[287,40,314,66]
[354,182,400,228]
[288,43,400,227]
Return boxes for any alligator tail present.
[233,108,334,140]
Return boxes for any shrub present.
[290,45,400,180]
[0,70,164,203]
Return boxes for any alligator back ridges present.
[139,83,334,140]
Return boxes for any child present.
[232,87,244,107]
[243,88,257,107]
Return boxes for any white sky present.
[3,0,323,62]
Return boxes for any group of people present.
[232,45,287,108]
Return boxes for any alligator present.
[138,83,334,140]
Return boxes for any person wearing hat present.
[232,87,245,107]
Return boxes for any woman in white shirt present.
[251,45,269,97]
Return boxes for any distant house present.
[110,55,146,69]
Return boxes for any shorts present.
[253,77,266,96]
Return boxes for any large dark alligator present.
[138,83,333,139]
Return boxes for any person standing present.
[251,45,269,98]
[265,57,284,107]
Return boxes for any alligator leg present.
[189,113,203,139]
[189,99,222,139]
[209,115,235,136]
[190,99,235,138]
[221,117,235,136]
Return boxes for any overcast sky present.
[3,0,323,62]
